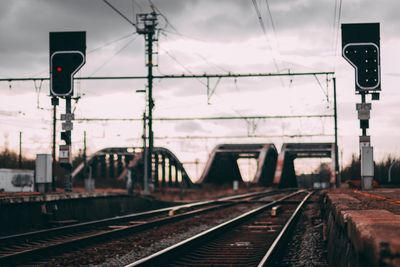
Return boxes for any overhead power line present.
[73,114,333,122]
[0,71,335,82]
[102,0,137,29]
[251,0,267,34]
[88,32,136,54]
[153,133,334,140]
[89,34,139,77]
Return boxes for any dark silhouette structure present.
[72,147,193,189]
[198,144,278,186]
[273,143,336,188]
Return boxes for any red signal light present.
[56,67,63,72]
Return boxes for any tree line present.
[1,148,399,186]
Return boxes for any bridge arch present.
[198,143,278,186]
[273,143,336,188]
[71,147,193,189]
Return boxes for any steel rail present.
[126,189,308,267]
[257,190,314,266]
[0,189,271,244]
[0,189,278,265]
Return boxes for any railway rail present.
[127,189,313,266]
[0,189,285,266]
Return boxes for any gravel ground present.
[274,194,328,267]
[39,203,263,267]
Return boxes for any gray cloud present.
[175,121,207,133]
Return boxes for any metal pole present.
[361,93,367,136]
[143,112,148,193]
[146,19,155,194]
[51,97,58,191]
[359,92,373,190]
[18,132,22,169]
[65,96,72,192]
[333,78,340,187]
[83,131,87,176]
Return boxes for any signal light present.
[343,43,380,90]
[49,31,86,97]
[341,23,380,92]
[50,51,85,96]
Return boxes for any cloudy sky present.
[1,0,400,180]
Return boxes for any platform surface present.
[0,189,126,204]
[325,188,400,267]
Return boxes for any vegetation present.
[340,154,400,185]
[1,148,399,186]
[0,148,35,169]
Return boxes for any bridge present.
[71,142,337,189]
[273,143,336,188]
[72,147,193,189]
[197,144,278,186]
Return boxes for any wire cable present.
[160,47,207,86]
[251,0,267,35]
[102,0,137,29]
[88,33,136,54]
[88,34,139,77]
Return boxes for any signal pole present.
[18,132,22,169]
[51,96,58,191]
[49,31,86,193]
[137,10,158,194]
[64,96,73,192]
[342,23,381,190]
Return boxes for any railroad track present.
[127,189,313,267]
[0,189,284,266]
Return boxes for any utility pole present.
[142,112,148,192]
[51,97,58,191]
[101,1,159,194]
[18,131,22,169]
[83,130,87,176]
[64,96,73,192]
[137,10,158,194]
[333,77,340,187]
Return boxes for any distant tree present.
[317,162,331,182]
[340,154,400,185]
[0,148,35,169]
[340,154,360,181]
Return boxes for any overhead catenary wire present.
[334,0,343,57]
[251,0,267,35]
[263,0,289,74]
[152,133,334,140]
[264,0,277,40]
[73,114,333,122]
[160,48,207,86]
[88,32,136,54]
[88,34,139,77]
[250,0,283,87]
[160,28,231,76]
[102,0,138,29]
[0,71,335,82]
[313,74,329,102]
[332,0,343,70]
[148,0,178,33]
[331,0,338,54]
